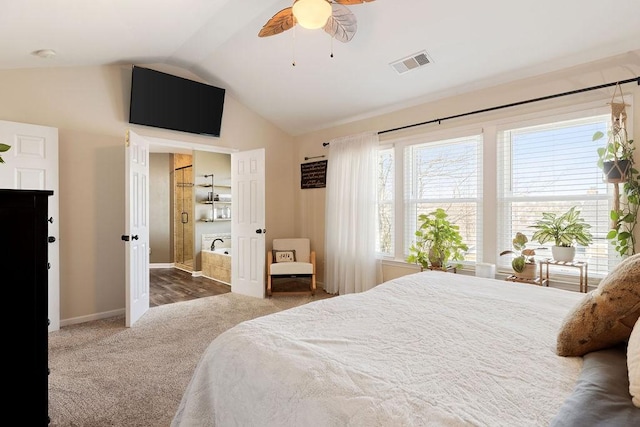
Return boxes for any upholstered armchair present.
[267,238,316,296]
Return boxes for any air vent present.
[390,50,432,75]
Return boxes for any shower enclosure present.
[174,164,194,271]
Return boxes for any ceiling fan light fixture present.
[292,0,332,30]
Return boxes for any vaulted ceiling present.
[2,0,639,135]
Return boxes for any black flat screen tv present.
[129,66,225,137]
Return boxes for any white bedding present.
[172,271,585,427]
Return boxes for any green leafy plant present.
[500,232,537,274]
[530,206,593,247]
[594,126,640,257]
[607,177,640,258]
[406,208,468,271]
[0,143,10,163]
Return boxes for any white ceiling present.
[2,0,640,136]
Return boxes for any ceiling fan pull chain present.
[292,25,297,67]
[330,34,334,58]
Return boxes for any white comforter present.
[172,272,585,427]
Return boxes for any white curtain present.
[324,131,379,294]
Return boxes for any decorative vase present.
[552,246,576,263]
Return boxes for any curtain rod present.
[322,76,640,146]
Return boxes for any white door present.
[0,120,60,332]
[124,130,150,326]
[231,148,266,298]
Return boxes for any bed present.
[171,270,638,426]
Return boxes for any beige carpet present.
[48,290,332,427]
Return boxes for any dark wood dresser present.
[0,189,53,424]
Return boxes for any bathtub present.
[206,248,230,255]
[202,249,231,284]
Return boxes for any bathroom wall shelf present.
[200,174,231,221]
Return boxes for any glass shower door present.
[174,165,194,270]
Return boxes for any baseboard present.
[57,308,125,329]
[203,274,231,286]
[150,262,174,269]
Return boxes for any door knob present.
[255,229,266,234]
[48,236,56,243]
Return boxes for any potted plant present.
[500,232,538,279]
[0,143,10,163]
[529,206,593,262]
[406,208,468,271]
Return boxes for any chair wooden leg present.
[267,274,272,297]
[311,274,316,296]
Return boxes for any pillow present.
[629,317,640,408]
[550,345,640,426]
[556,253,640,357]
[272,249,296,263]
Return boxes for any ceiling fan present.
[258,0,376,43]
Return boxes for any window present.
[497,113,611,275]
[376,99,630,277]
[404,134,482,263]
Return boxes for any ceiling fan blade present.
[324,4,357,43]
[258,7,295,37]
[333,0,375,5]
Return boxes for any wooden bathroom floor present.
[150,268,332,307]
[149,267,230,307]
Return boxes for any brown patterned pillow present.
[556,253,640,357]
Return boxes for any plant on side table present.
[500,232,538,280]
[406,208,468,271]
[529,206,593,262]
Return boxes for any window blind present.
[497,113,612,275]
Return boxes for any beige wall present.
[150,153,172,264]
[293,50,640,284]
[0,64,295,324]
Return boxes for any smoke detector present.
[32,49,57,59]
[390,50,432,75]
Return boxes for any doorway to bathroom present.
[148,141,234,307]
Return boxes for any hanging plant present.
[593,85,639,258]
[0,143,10,163]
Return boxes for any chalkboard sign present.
[301,160,328,189]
